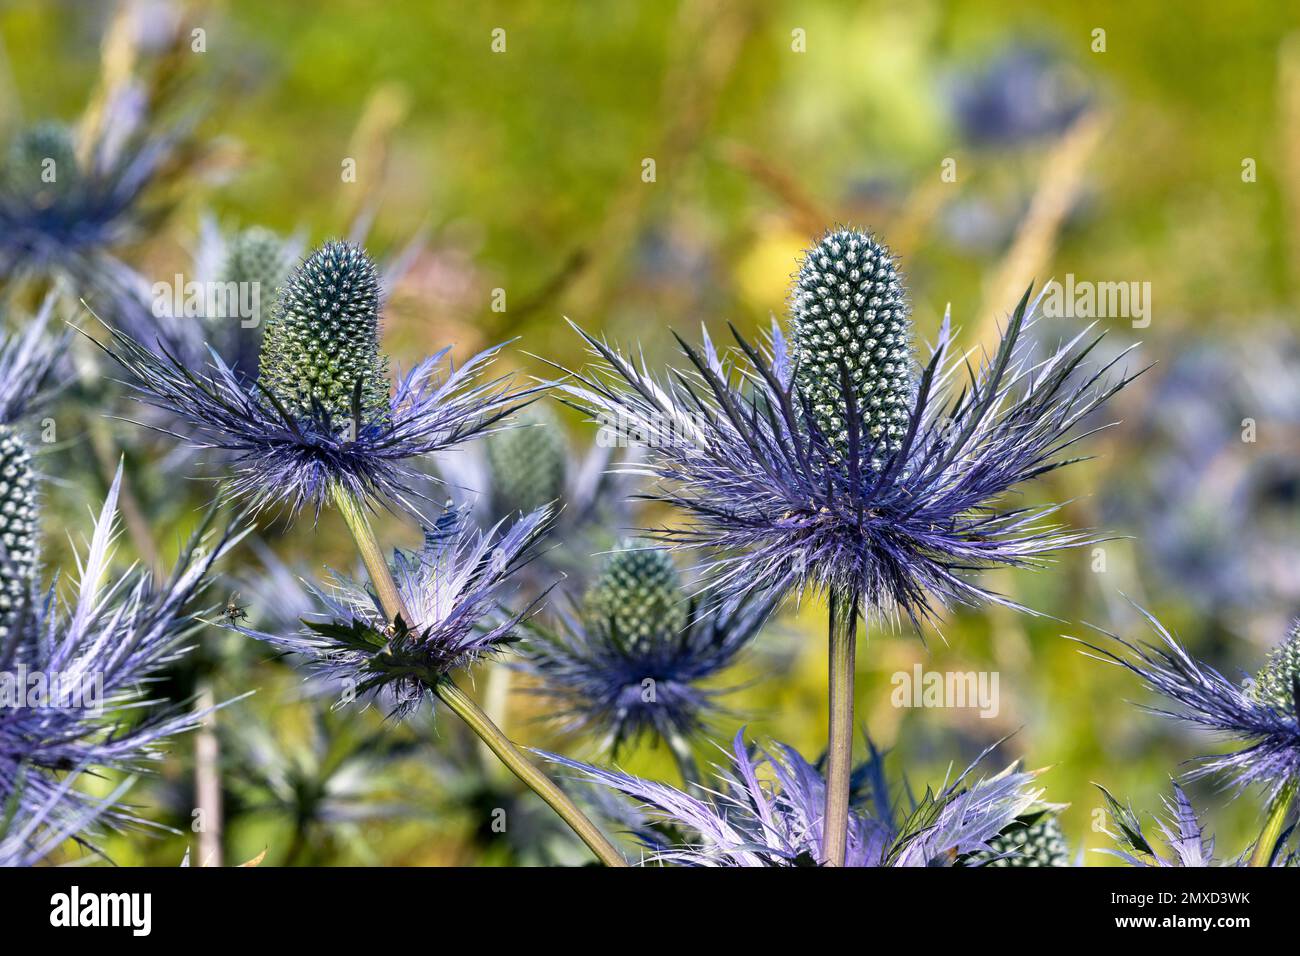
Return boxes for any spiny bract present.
[584,542,687,641]
[485,404,568,516]
[790,229,913,466]
[0,426,37,643]
[258,240,390,430]
[973,814,1071,867]
[1249,622,1300,716]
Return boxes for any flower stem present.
[824,584,859,867]
[434,680,626,867]
[329,484,626,867]
[1249,778,1298,867]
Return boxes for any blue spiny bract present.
[1249,623,1300,717]
[790,229,913,468]
[585,542,687,642]
[485,405,568,516]
[0,426,37,643]
[258,240,390,433]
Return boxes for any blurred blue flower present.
[950,44,1090,148]
[546,730,1043,866]
[517,543,779,757]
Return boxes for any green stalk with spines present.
[789,229,915,866]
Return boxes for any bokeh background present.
[5,0,1300,864]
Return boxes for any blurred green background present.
[5,0,1300,865]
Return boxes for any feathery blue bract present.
[545,731,1041,866]
[93,320,536,517]
[561,244,1137,625]
[0,296,64,426]
[0,467,246,860]
[232,504,551,719]
[1097,781,1297,867]
[517,582,779,754]
[1077,610,1300,801]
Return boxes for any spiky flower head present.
[0,426,37,643]
[519,571,776,753]
[219,226,291,326]
[3,122,79,196]
[1249,622,1300,717]
[1080,610,1300,801]
[98,239,536,516]
[562,226,1136,623]
[485,404,568,516]
[971,812,1071,867]
[230,504,550,719]
[0,467,245,860]
[791,229,913,466]
[258,240,390,430]
[545,732,1042,866]
[585,542,687,642]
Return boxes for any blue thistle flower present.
[0,452,247,860]
[1077,611,1300,802]
[230,503,552,719]
[544,731,1043,866]
[950,45,1090,148]
[562,226,1137,626]
[0,117,177,332]
[94,239,538,515]
[517,542,779,756]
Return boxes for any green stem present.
[434,680,626,867]
[823,584,859,867]
[329,483,626,867]
[1250,778,1298,867]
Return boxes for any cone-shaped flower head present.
[1249,623,1300,717]
[485,404,568,516]
[972,812,1071,867]
[219,226,291,330]
[791,230,913,466]
[584,542,687,642]
[3,122,79,196]
[0,426,37,643]
[258,240,390,431]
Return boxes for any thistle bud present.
[485,406,568,517]
[0,427,38,642]
[4,121,79,196]
[220,227,291,323]
[1250,623,1300,716]
[585,541,686,642]
[257,240,389,431]
[974,814,1071,867]
[790,229,913,467]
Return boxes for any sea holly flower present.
[967,808,1073,867]
[544,730,1043,867]
[95,239,537,515]
[517,542,779,776]
[560,226,1136,864]
[0,426,246,860]
[1079,612,1300,865]
[229,503,551,720]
